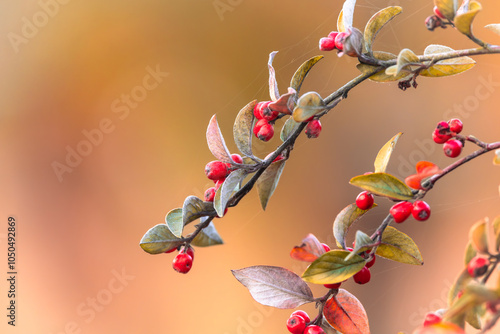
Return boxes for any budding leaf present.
[469,218,489,254]
[448,268,472,307]
[280,117,301,142]
[492,215,500,251]
[420,45,475,77]
[268,51,280,102]
[485,23,500,36]
[323,289,370,334]
[374,132,402,173]
[454,1,482,38]
[165,208,183,238]
[376,226,423,265]
[232,266,315,309]
[292,91,326,123]
[290,233,326,262]
[214,169,247,217]
[385,48,419,76]
[337,10,346,33]
[191,219,223,247]
[350,172,414,201]
[140,224,183,254]
[207,115,233,163]
[493,149,500,165]
[341,0,357,31]
[333,203,377,249]
[434,0,460,21]
[290,55,324,97]
[256,159,286,210]
[182,196,216,226]
[346,231,374,261]
[233,100,257,158]
[357,52,411,82]
[464,241,477,267]
[302,250,366,284]
[364,6,403,54]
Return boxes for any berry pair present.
[432,119,464,158]
[286,310,324,334]
[171,246,195,274]
[319,31,347,52]
[253,101,278,142]
[204,153,243,202]
[390,200,431,223]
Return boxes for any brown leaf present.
[323,289,370,334]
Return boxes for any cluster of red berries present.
[389,200,431,223]
[253,101,279,142]
[169,245,195,274]
[467,255,490,278]
[286,310,325,334]
[204,153,244,203]
[432,118,464,158]
[425,6,447,31]
[318,31,347,52]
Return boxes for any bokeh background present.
[1,0,499,333]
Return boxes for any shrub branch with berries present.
[140,0,500,333]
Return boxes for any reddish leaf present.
[405,161,442,190]
[290,233,326,262]
[323,289,370,334]
[268,87,296,115]
[206,115,233,163]
[231,266,314,309]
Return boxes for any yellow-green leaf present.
[233,100,257,158]
[464,305,481,329]
[280,117,301,142]
[182,196,216,226]
[292,91,326,123]
[454,1,482,37]
[374,132,402,173]
[448,269,472,307]
[290,55,324,96]
[434,0,460,20]
[376,226,423,265]
[256,160,286,210]
[191,219,224,247]
[364,6,403,54]
[333,203,377,249]
[214,169,247,217]
[165,208,183,238]
[445,284,498,323]
[493,149,500,165]
[464,241,477,266]
[385,48,419,76]
[485,23,500,36]
[492,215,500,251]
[469,218,489,254]
[350,172,414,201]
[346,231,374,261]
[357,52,411,82]
[420,44,475,77]
[302,250,366,284]
[140,224,183,254]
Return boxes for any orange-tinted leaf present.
[405,161,442,190]
[323,289,370,334]
[268,87,296,114]
[412,322,465,334]
[290,233,326,262]
[374,132,402,173]
[333,203,377,249]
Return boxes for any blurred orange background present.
[1,0,500,333]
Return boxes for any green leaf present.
[419,45,475,77]
[256,160,286,210]
[333,203,377,249]
[346,231,374,261]
[207,115,233,163]
[140,224,183,254]
[464,241,477,266]
[268,51,280,101]
[292,91,326,123]
[469,218,489,254]
[493,149,500,165]
[165,208,183,238]
[446,284,498,323]
[493,215,500,251]
[301,250,366,284]
[349,172,414,201]
[323,289,370,334]
[233,100,257,158]
[385,48,419,77]
[374,132,402,173]
[290,55,324,96]
[191,219,223,247]
[364,6,403,54]
[376,226,424,265]
[182,196,215,226]
[448,269,472,307]
[214,169,247,217]
[434,0,460,20]
[280,117,301,142]
[465,305,481,329]
[356,52,411,82]
[454,1,482,37]
[485,23,500,36]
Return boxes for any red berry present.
[291,310,310,323]
[390,201,414,223]
[304,325,325,334]
[355,191,374,210]
[321,243,331,252]
[172,253,193,274]
[432,129,452,144]
[324,282,342,289]
[254,101,270,119]
[204,187,216,202]
[182,245,195,261]
[215,177,226,189]
[433,6,446,19]
[305,119,322,139]
[443,139,463,158]
[319,37,336,51]
[254,119,274,141]
[328,31,339,40]
[265,151,284,162]
[423,312,442,327]
[365,255,376,269]
[467,256,490,278]
[353,266,371,284]
[436,121,450,132]
[286,315,307,334]
[412,200,431,221]
[205,160,229,181]
[448,118,463,134]
[334,32,347,51]
[231,153,243,164]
